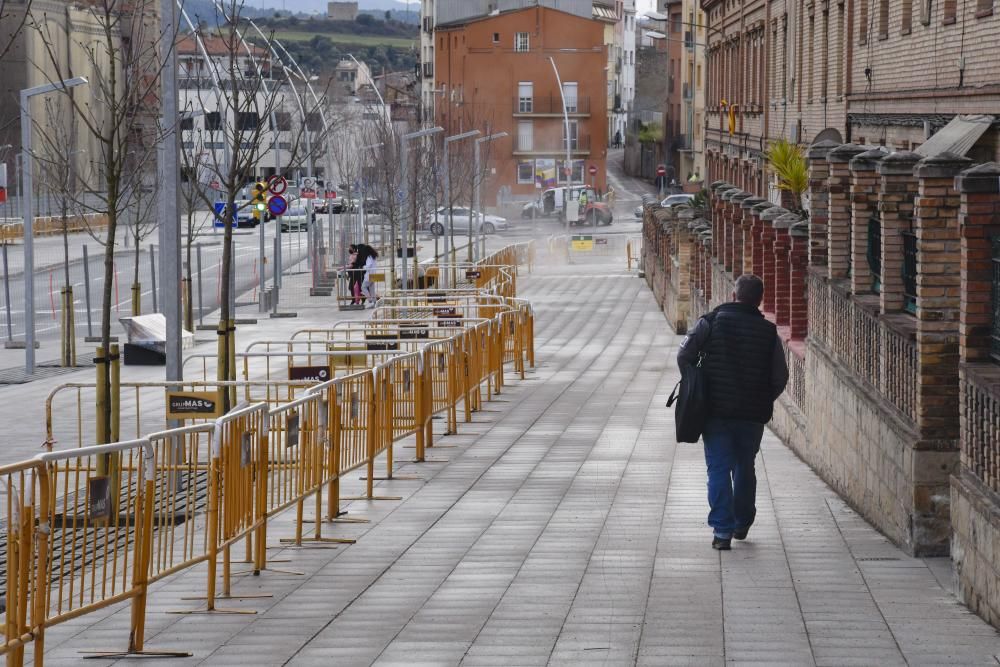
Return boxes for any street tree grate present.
[0,360,95,385]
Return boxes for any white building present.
[419,0,436,124]
[614,0,637,147]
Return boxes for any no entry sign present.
[588,165,598,176]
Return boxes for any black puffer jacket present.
[677,302,789,424]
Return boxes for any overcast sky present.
[636,0,655,12]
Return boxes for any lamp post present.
[549,57,573,232]
[473,132,508,262]
[443,130,479,286]
[21,76,88,375]
[400,126,442,290]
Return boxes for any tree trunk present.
[184,222,194,332]
[132,228,141,316]
[99,207,117,444]
[219,196,235,412]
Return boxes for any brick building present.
[700,0,1000,197]
[434,5,609,201]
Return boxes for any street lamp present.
[400,126,443,290]
[21,76,88,375]
[549,57,573,231]
[473,132,507,262]
[443,130,479,287]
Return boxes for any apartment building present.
[434,4,609,201]
[678,0,706,182]
[701,0,1000,198]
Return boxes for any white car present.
[661,193,695,208]
[278,207,313,232]
[421,207,510,236]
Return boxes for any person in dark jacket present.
[677,274,789,551]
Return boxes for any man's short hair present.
[734,274,765,306]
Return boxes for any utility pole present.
[160,0,182,384]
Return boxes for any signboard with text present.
[289,365,331,383]
[166,391,223,420]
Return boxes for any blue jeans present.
[703,418,765,539]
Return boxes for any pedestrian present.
[677,274,788,551]
[614,130,622,149]
[359,245,379,308]
[345,244,363,305]
[606,185,616,207]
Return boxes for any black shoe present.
[733,527,749,541]
[712,536,731,551]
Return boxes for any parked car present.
[279,207,313,232]
[661,193,695,208]
[420,207,510,236]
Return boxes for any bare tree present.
[360,110,401,285]
[179,130,213,332]
[124,167,159,316]
[185,1,311,408]
[29,0,167,442]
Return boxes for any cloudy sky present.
[636,0,656,11]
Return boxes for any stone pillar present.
[807,140,839,268]
[789,221,810,340]
[826,144,866,280]
[740,197,766,274]
[772,213,799,326]
[954,163,1000,363]
[721,188,741,272]
[711,183,734,262]
[730,191,752,274]
[701,231,713,303]
[759,206,787,313]
[877,151,922,313]
[751,202,780,277]
[848,147,888,296]
[914,152,972,441]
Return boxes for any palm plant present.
[765,138,808,214]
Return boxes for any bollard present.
[131,282,141,316]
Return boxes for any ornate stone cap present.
[716,185,739,199]
[752,200,776,215]
[808,139,840,160]
[730,191,753,204]
[849,147,888,171]
[954,161,1000,194]
[693,220,711,233]
[653,208,675,223]
[916,151,974,179]
[773,212,801,230]
[789,221,810,237]
[699,231,712,245]
[741,196,767,210]
[827,143,866,163]
[760,206,789,221]
[721,188,744,202]
[710,180,731,191]
[677,208,696,221]
[877,150,922,176]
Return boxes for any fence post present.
[196,243,204,326]
[2,243,12,342]
[128,450,155,652]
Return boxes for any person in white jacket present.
[360,246,379,307]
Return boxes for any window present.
[902,0,913,33]
[920,0,933,24]
[518,81,533,112]
[878,0,889,37]
[493,32,500,43]
[205,111,222,131]
[515,32,529,52]
[517,120,533,151]
[557,159,584,184]
[836,3,845,95]
[859,0,869,43]
[237,112,258,131]
[977,0,994,16]
[517,160,535,184]
[808,14,815,100]
[180,116,194,131]
[944,0,957,22]
[562,120,579,151]
[270,112,292,131]
[562,82,578,113]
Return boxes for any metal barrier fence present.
[2,241,535,664]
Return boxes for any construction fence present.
[0,241,536,666]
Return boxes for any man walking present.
[677,274,788,550]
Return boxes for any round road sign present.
[268,175,288,195]
[267,194,288,217]
[656,165,667,176]
[588,165,598,176]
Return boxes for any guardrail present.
[3,241,536,665]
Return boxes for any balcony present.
[512,133,591,157]
[512,95,591,117]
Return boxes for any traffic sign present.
[657,165,667,176]
[209,179,220,191]
[268,175,288,195]
[301,177,317,199]
[267,194,288,216]
[588,165,598,176]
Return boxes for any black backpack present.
[666,313,714,443]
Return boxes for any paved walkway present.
[35,251,1000,666]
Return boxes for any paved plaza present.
[21,249,1000,666]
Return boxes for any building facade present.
[678,0,706,182]
[434,5,609,202]
[700,0,1000,200]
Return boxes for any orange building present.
[434,6,609,202]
